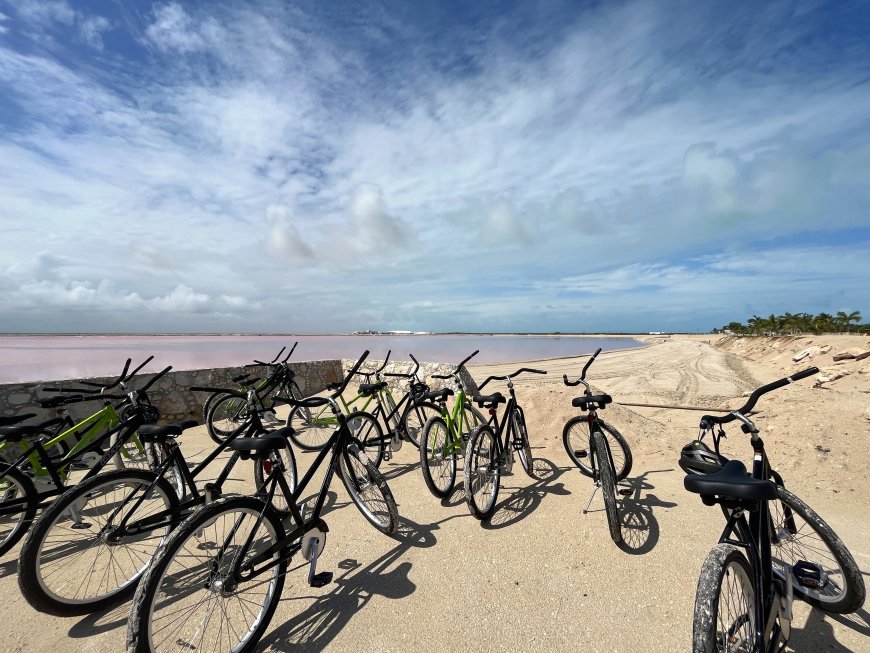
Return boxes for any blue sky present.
[1,0,868,333]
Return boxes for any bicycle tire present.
[512,407,535,479]
[593,431,622,543]
[692,543,756,653]
[19,468,179,615]
[339,443,398,534]
[0,466,38,556]
[206,393,250,444]
[253,434,299,512]
[127,496,286,653]
[109,432,184,498]
[464,424,500,521]
[419,415,457,498]
[200,391,228,426]
[346,411,385,469]
[286,402,335,451]
[563,417,633,481]
[770,485,865,614]
[400,400,441,448]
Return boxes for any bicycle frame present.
[228,409,363,583]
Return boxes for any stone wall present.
[0,358,477,424]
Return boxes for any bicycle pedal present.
[573,450,588,459]
[70,521,92,530]
[793,560,827,589]
[309,571,333,588]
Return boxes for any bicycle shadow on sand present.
[256,514,456,652]
[613,468,677,555]
[788,606,870,652]
[482,457,571,530]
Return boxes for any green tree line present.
[713,311,866,335]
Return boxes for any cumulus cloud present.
[266,204,314,260]
[348,183,411,249]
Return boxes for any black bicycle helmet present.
[679,440,729,475]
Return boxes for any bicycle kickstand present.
[306,537,333,588]
[583,483,600,514]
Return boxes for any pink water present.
[0,334,642,383]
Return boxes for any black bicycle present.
[126,351,398,653]
[463,367,546,520]
[0,359,172,557]
[683,367,865,652]
[16,375,299,616]
[561,348,632,543]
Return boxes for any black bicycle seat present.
[684,460,776,504]
[230,432,290,456]
[358,381,388,396]
[572,394,612,409]
[0,414,36,427]
[473,392,506,408]
[423,388,454,402]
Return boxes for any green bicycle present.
[0,359,174,556]
[286,351,440,467]
[419,350,487,498]
[205,343,304,444]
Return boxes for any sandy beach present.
[1,334,867,652]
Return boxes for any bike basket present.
[679,440,729,475]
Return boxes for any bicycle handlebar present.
[139,366,172,392]
[454,350,479,373]
[701,367,819,426]
[478,367,547,390]
[383,352,422,379]
[282,341,298,363]
[563,348,602,386]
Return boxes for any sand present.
[0,334,867,652]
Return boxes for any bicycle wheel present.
[399,400,440,448]
[593,431,622,543]
[419,415,456,498]
[253,436,299,512]
[0,466,37,556]
[338,443,398,534]
[206,393,250,444]
[563,417,633,481]
[769,485,865,614]
[201,391,231,432]
[19,468,179,615]
[346,411,384,468]
[127,496,286,653]
[464,424,500,520]
[286,402,335,450]
[512,407,535,478]
[692,543,756,653]
[109,433,185,498]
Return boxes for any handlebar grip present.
[580,348,601,380]
[140,366,172,392]
[375,350,392,373]
[332,351,370,398]
[384,372,410,378]
[454,350,479,372]
[789,367,819,382]
[516,368,547,376]
[562,375,581,387]
[269,346,286,364]
[126,355,155,381]
[432,374,451,380]
[253,359,267,366]
[477,376,495,390]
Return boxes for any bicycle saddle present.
[230,431,291,457]
[138,420,198,443]
[358,381,388,396]
[684,459,776,504]
[422,388,453,402]
[0,414,36,427]
[473,392,506,407]
[572,394,612,409]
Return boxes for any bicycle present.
[418,350,488,498]
[126,351,398,653]
[206,343,305,444]
[683,367,865,652]
[463,366,547,520]
[17,375,298,615]
[561,348,633,543]
[0,359,172,556]
[287,351,440,465]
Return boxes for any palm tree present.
[836,310,862,334]
[814,313,834,334]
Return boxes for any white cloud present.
[266,204,314,260]
[145,2,213,53]
[16,1,75,27]
[78,15,110,49]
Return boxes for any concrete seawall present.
[0,359,478,424]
